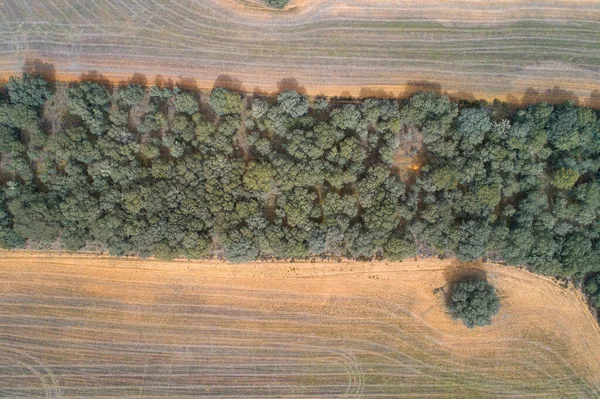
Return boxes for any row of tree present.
[0,75,598,285]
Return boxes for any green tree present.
[2,73,600,280]
[456,108,491,149]
[174,92,199,115]
[314,97,328,110]
[584,274,600,308]
[251,99,269,119]
[277,90,308,118]
[243,162,275,192]
[263,0,288,8]
[224,238,259,263]
[6,74,51,107]
[67,81,111,135]
[116,84,145,107]
[209,88,243,116]
[149,86,173,100]
[456,220,491,261]
[551,168,579,190]
[383,234,417,260]
[449,280,500,328]
[431,166,459,190]
[330,104,361,131]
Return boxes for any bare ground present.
[0,0,599,105]
[0,250,599,398]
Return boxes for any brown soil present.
[1,0,600,106]
[0,250,598,397]
[1,70,597,107]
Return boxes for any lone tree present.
[449,279,500,328]
[263,0,288,9]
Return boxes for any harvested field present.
[1,0,600,104]
[0,251,599,398]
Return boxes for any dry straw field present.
[0,251,599,398]
[0,0,600,104]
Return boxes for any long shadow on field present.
[277,77,307,95]
[16,66,600,112]
[152,75,200,91]
[23,58,56,82]
[586,90,600,109]
[440,261,489,305]
[358,87,395,99]
[402,80,442,98]
[177,76,199,91]
[154,75,175,89]
[521,86,578,106]
[443,261,488,286]
[446,90,477,103]
[115,72,149,88]
[80,70,111,87]
[251,86,270,97]
[214,74,243,92]
[130,72,148,87]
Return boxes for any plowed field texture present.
[1,0,600,105]
[0,251,599,398]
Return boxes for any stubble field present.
[0,0,600,104]
[0,251,599,398]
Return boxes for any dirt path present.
[1,0,599,105]
[0,250,598,398]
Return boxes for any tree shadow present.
[79,71,111,87]
[116,73,149,88]
[402,80,442,98]
[22,58,56,82]
[586,90,600,109]
[505,94,521,108]
[542,86,578,104]
[520,87,540,106]
[443,261,488,286]
[129,73,148,87]
[358,87,395,99]
[445,90,476,103]
[175,76,199,91]
[276,77,306,95]
[521,86,578,106]
[154,75,175,89]
[335,90,354,101]
[251,86,269,97]
[213,74,243,92]
[441,261,489,304]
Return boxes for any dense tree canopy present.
[584,273,600,308]
[5,74,51,107]
[0,76,599,297]
[449,280,501,328]
[209,88,243,116]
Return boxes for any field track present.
[0,251,599,398]
[1,0,600,105]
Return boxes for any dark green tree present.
[383,234,417,261]
[6,74,51,107]
[584,274,600,308]
[1,76,600,280]
[449,279,500,328]
[116,84,145,107]
[263,0,288,9]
